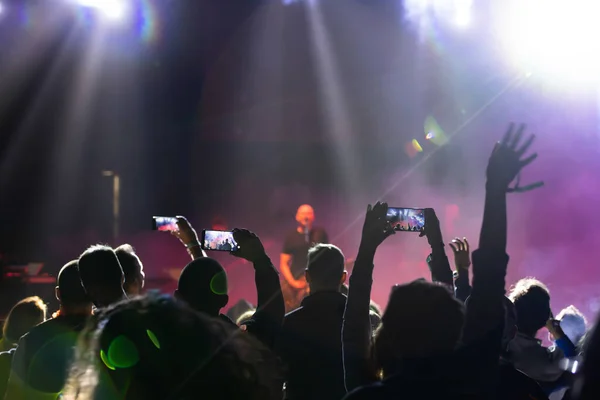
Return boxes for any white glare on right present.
[500,0,600,86]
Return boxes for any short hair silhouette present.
[3,296,47,344]
[509,278,551,336]
[78,245,124,307]
[374,280,464,375]
[306,244,345,290]
[557,305,587,345]
[56,260,89,307]
[115,244,145,296]
[176,258,228,315]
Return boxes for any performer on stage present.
[280,204,328,312]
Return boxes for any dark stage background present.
[1,0,599,317]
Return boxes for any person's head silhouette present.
[373,279,464,376]
[115,244,146,297]
[305,244,347,293]
[175,258,228,316]
[508,278,551,337]
[78,245,126,308]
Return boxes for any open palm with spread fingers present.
[449,237,471,270]
[486,123,543,192]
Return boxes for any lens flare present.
[424,116,448,146]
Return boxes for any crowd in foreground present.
[0,123,599,400]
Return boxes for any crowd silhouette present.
[0,124,598,400]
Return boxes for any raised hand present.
[172,216,200,246]
[486,123,543,192]
[449,237,471,270]
[546,318,565,340]
[231,228,267,263]
[360,202,396,250]
[419,208,442,246]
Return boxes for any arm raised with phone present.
[230,229,285,348]
[342,202,396,392]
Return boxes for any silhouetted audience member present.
[0,297,47,352]
[277,244,348,400]
[555,305,587,348]
[507,278,568,386]
[175,229,284,348]
[175,257,229,316]
[62,294,282,400]
[500,297,549,400]
[78,245,126,309]
[115,244,146,297]
[0,296,47,398]
[5,260,93,399]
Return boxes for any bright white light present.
[0,3,4,14]
[75,0,129,22]
[500,0,600,86]
[404,0,472,30]
[453,0,472,27]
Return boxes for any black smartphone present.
[201,229,239,252]
[386,207,425,232]
[152,216,178,232]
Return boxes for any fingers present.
[502,123,515,146]
[368,202,388,220]
[374,201,388,217]
[520,181,544,191]
[450,238,469,252]
[517,134,535,156]
[519,152,538,168]
[508,123,526,150]
[451,238,463,252]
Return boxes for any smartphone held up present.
[201,230,239,252]
[152,216,179,232]
[386,207,425,232]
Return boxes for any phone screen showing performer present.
[152,216,178,232]
[386,207,425,232]
[201,230,239,252]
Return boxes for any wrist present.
[251,253,271,265]
[185,241,200,249]
[430,242,445,251]
[485,181,508,194]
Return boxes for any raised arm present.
[449,238,472,302]
[174,216,207,259]
[342,202,395,392]
[464,124,540,341]
[232,229,284,348]
[421,208,453,287]
[458,124,541,396]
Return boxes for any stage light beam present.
[75,0,129,22]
